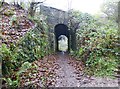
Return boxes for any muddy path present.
[19,53,119,87]
[53,52,118,87]
[54,53,80,87]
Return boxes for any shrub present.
[70,10,119,77]
[0,44,17,77]
[1,19,50,88]
[16,26,49,62]
[3,9,14,16]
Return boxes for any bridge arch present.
[54,24,70,52]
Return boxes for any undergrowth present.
[70,10,119,77]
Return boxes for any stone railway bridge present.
[40,5,77,52]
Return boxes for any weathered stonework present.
[40,5,69,29]
[40,5,70,52]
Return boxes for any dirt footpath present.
[53,53,119,87]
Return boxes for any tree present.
[0,0,5,5]
[101,0,118,21]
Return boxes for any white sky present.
[43,0,104,14]
[5,0,104,14]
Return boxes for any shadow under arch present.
[54,24,70,52]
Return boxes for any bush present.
[3,9,14,16]
[0,44,20,88]
[70,10,119,77]
[0,44,17,77]
[16,26,49,62]
[85,51,118,77]
[1,22,50,88]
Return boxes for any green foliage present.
[16,26,49,62]
[28,14,48,31]
[0,2,2,7]
[0,44,20,88]
[3,9,14,16]
[1,13,50,88]
[85,52,118,77]
[9,15,17,26]
[1,26,49,88]
[5,76,19,88]
[0,44,17,76]
[18,62,32,74]
[0,2,51,87]
[70,10,119,77]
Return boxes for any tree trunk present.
[29,2,35,17]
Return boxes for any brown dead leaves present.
[20,54,58,87]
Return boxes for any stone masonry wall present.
[40,5,69,51]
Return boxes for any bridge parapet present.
[40,5,69,27]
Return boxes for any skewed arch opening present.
[54,24,70,52]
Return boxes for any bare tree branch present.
[31,0,47,5]
[29,0,47,16]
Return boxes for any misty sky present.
[44,0,104,14]
[5,0,104,14]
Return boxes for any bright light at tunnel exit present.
[58,35,68,52]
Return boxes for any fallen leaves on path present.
[68,56,84,72]
[19,54,59,88]
[19,54,85,88]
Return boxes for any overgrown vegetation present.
[0,2,50,88]
[16,26,49,62]
[70,4,119,77]
[1,24,50,87]
[0,0,120,88]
